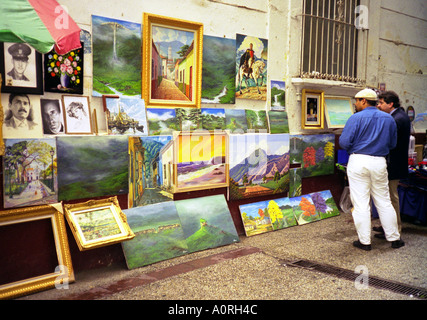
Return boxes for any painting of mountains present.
[309,190,340,220]
[146,108,178,135]
[174,195,239,253]
[201,108,226,131]
[92,15,141,97]
[229,133,290,200]
[57,136,128,201]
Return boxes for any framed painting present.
[44,42,84,94]
[142,13,203,109]
[63,197,135,251]
[301,89,324,129]
[0,42,43,95]
[0,75,4,155]
[0,204,74,299]
[40,99,65,135]
[61,95,92,134]
[324,96,353,129]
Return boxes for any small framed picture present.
[61,95,92,134]
[301,89,324,129]
[0,42,43,95]
[40,98,65,135]
[63,196,135,251]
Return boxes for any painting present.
[40,98,65,135]
[173,132,228,193]
[174,195,239,253]
[301,89,324,129]
[235,34,268,100]
[310,190,340,220]
[143,13,203,108]
[146,108,178,135]
[92,15,141,97]
[61,95,92,134]
[228,133,290,200]
[201,35,236,104]
[201,108,226,131]
[245,110,269,133]
[289,194,321,225]
[299,134,335,178]
[128,135,174,208]
[0,42,43,95]
[289,168,302,197]
[122,202,188,269]
[176,108,202,131]
[270,80,286,111]
[44,42,84,94]
[0,204,74,299]
[3,138,58,208]
[268,111,289,133]
[271,197,298,230]
[289,134,303,164]
[413,111,427,133]
[104,96,148,135]
[225,109,248,133]
[1,93,43,139]
[57,136,129,201]
[324,96,353,128]
[239,200,273,237]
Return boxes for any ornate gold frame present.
[0,204,74,300]
[63,196,134,251]
[0,74,4,155]
[142,13,203,109]
[301,89,324,129]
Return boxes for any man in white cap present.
[339,88,404,250]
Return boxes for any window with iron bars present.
[301,0,362,83]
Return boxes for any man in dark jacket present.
[376,91,411,236]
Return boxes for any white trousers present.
[347,154,400,245]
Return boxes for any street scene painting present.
[3,138,57,208]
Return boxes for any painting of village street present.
[3,139,57,208]
[229,133,290,200]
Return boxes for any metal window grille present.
[301,0,361,83]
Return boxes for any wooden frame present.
[142,13,203,109]
[63,197,135,251]
[0,204,74,299]
[61,95,92,134]
[301,89,324,129]
[324,96,354,129]
[0,42,43,95]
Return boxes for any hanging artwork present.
[57,136,129,201]
[128,135,173,208]
[268,110,289,133]
[301,89,324,129]
[146,108,178,135]
[289,134,303,164]
[235,34,268,100]
[174,195,239,253]
[201,35,236,104]
[229,133,290,200]
[309,190,340,220]
[289,168,302,197]
[176,108,202,131]
[270,80,286,111]
[40,99,65,135]
[44,42,84,94]
[62,95,92,134]
[245,110,268,133]
[239,200,273,237]
[92,15,141,97]
[3,138,58,208]
[300,134,335,178]
[225,109,248,133]
[103,96,148,135]
[122,202,188,269]
[324,96,353,128]
[289,194,321,225]
[201,108,226,131]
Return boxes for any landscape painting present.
[299,134,335,178]
[174,195,239,253]
[270,80,286,110]
[289,194,321,225]
[3,138,57,208]
[175,132,228,192]
[289,168,302,197]
[289,134,303,164]
[245,110,269,133]
[146,108,178,135]
[269,197,298,230]
[225,109,248,133]
[176,108,202,131]
[57,136,129,201]
[122,202,189,269]
[105,97,148,135]
[92,15,141,97]
[202,35,236,104]
[268,111,289,133]
[310,190,340,220]
[228,133,290,200]
[324,97,353,128]
[201,108,226,131]
[239,200,273,237]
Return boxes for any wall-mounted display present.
[201,107,226,131]
[0,42,43,95]
[40,98,65,135]
[301,89,324,129]
[324,96,353,129]
[61,95,92,134]
[0,204,74,299]
[92,15,141,97]
[225,109,248,133]
[235,34,268,101]
[300,134,335,178]
[143,13,203,109]
[268,110,289,133]
[270,80,286,111]
[146,108,178,135]
[245,110,268,133]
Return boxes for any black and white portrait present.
[62,95,92,134]
[41,98,65,135]
[4,43,37,88]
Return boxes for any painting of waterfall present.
[245,110,269,133]
[270,80,286,111]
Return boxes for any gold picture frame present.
[0,74,4,155]
[63,196,135,251]
[301,89,324,129]
[0,204,74,300]
[142,13,203,109]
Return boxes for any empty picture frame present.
[0,204,74,299]
[301,89,324,129]
[63,197,135,251]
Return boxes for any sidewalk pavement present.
[17,212,427,302]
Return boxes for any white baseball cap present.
[354,88,378,101]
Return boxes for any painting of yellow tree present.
[268,197,297,230]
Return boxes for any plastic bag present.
[339,186,353,214]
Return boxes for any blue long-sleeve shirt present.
[339,106,397,157]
